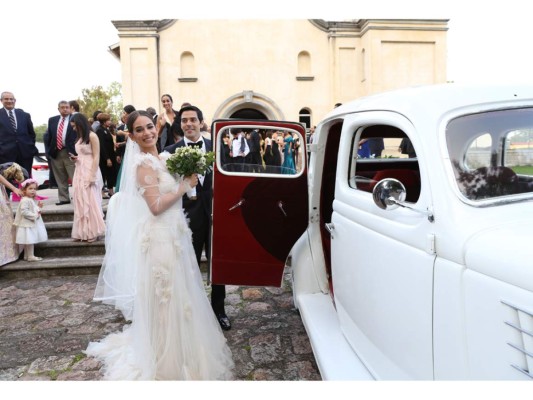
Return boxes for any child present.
[13,178,48,261]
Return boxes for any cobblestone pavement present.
[0,267,321,381]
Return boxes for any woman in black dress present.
[270,131,282,173]
[262,131,276,172]
[96,113,117,197]
[220,132,231,168]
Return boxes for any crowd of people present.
[0,91,234,380]
[220,128,302,174]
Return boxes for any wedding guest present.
[96,113,118,197]
[44,100,76,205]
[247,128,262,172]
[220,131,231,167]
[70,113,105,243]
[91,110,102,133]
[68,100,80,114]
[263,131,276,173]
[0,91,38,177]
[281,131,296,174]
[85,110,234,380]
[157,94,179,150]
[230,128,249,173]
[13,179,47,261]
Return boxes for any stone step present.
[35,238,105,258]
[38,206,107,223]
[0,254,208,278]
[0,255,104,278]
[44,220,74,239]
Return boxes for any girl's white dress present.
[14,197,48,244]
[85,152,234,380]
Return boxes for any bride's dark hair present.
[126,110,153,134]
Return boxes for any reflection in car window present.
[218,127,305,177]
[348,125,421,203]
[447,108,533,201]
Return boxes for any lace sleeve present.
[136,161,191,216]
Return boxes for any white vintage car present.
[210,83,533,380]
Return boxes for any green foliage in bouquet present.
[166,146,215,176]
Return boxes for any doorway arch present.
[213,90,285,121]
[230,108,268,120]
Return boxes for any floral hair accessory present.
[20,178,39,188]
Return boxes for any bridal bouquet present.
[166,146,215,199]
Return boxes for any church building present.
[109,19,448,128]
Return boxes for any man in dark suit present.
[44,100,77,205]
[0,91,38,178]
[248,128,262,172]
[164,105,231,331]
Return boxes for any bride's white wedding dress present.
[85,151,234,380]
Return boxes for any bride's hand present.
[184,174,198,188]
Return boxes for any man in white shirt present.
[230,128,249,172]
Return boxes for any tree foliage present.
[34,123,47,143]
[77,82,123,122]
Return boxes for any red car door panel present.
[211,120,308,287]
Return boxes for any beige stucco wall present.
[113,19,448,128]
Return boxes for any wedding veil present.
[93,138,147,321]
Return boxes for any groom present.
[164,104,231,331]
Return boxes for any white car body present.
[289,83,533,380]
[210,83,533,381]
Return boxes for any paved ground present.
[0,266,320,381]
[0,187,320,381]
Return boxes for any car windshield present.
[446,107,533,202]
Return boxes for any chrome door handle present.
[277,201,287,217]
[229,198,246,211]
[325,222,335,238]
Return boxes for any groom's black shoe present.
[216,313,231,331]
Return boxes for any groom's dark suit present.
[0,107,38,176]
[164,138,226,316]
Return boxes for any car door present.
[330,112,436,379]
[210,120,308,287]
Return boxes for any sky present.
[1,0,533,126]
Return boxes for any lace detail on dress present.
[152,263,172,304]
[133,152,165,171]
[135,152,186,216]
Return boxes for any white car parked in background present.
[33,142,50,189]
[210,83,533,380]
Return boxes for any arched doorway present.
[230,108,268,120]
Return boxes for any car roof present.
[324,83,533,122]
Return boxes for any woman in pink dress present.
[70,113,105,242]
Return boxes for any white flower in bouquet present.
[165,147,215,199]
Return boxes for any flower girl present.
[13,178,48,261]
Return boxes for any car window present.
[447,108,533,201]
[217,126,305,177]
[348,124,421,203]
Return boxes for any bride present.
[85,110,234,380]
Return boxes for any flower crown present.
[20,178,39,188]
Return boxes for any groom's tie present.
[187,141,203,149]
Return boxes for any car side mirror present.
[372,178,406,210]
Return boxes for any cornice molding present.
[111,19,176,32]
[309,18,449,36]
